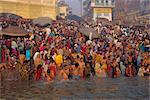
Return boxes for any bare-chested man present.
[72,63,80,80]
[58,65,70,81]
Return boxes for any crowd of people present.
[0,17,149,82]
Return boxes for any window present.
[105,0,108,5]
[104,13,109,16]
[106,0,108,3]
[112,0,115,3]
[96,0,100,5]
[60,13,65,16]
[97,13,102,17]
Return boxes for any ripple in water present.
[0,77,149,100]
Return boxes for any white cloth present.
[43,62,48,72]
[89,32,93,40]
[138,68,145,76]
[11,41,18,48]
[33,52,40,61]
[29,34,34,40]
[114,39,117,43]
[86,40,92,45]
[45,28,51,36]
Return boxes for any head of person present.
[47,69,51,75]
[37,64,42,71]
[80,57,84,62]
[75,63,79,68]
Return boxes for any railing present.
[91,0,115,8]
[91,2,115,7]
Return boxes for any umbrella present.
[0,13,22,20]
[66,15,84,22]
[1,26,29,36]
[32,17,52,26]
[79,27,101,39]
[96,18,112,26]
[56,15,65,20]
[66,21,80,27]
[0,13,8,17]
[9,14,22,20]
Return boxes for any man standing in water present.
[58,65,70,81]
[72,63,80,80]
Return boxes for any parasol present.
[0,13,22,20]
[66,15,84,22]
[1,26,28,37]
[96,18,112,26]
[79,27,101,39]
[32,17,52,26]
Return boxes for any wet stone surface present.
[0,77,149,100]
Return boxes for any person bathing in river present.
[35,64,43,81]
[72,63,80,80]
[17,54,29,80]
[78,57,85,79]
[45,68,55,82]
[58,65,70,81]
[48,59,57,79]
[84,63,91,79]
[125,63,136,77]
[113,67,121,78]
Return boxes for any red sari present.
[49,65,57,77]
[35,67,43,80]
[2,49,6,63]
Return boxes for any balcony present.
[91,0,115,8]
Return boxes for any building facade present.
[58,1,69,19]
[0,0,58,19]
[114,0,150,25]
[91,0,115,21]
[138,0,150,24]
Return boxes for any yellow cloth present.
[19,54,25,64]
[95,63,102,77]
[95,55,101,63]
[55,54,63,65]
[101,63,107,70]
[95,63,100,71]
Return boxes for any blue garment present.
[26,49,30,60]
[137,55,142,66]
[76,44,81,53]
[145,47,149,52]
[73,75,80,80]
[74,32,77,38]
[49,33,55,37]
[60,33,64,37]
[140,44,145,52]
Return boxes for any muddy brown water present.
[0,77,149,100]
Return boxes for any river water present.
[0,77,149,100]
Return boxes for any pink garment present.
[39,46,45,52]
[12,48,18,57]
[81,45,87,54]
[2,49,5,63]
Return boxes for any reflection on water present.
[0,77,149,100]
